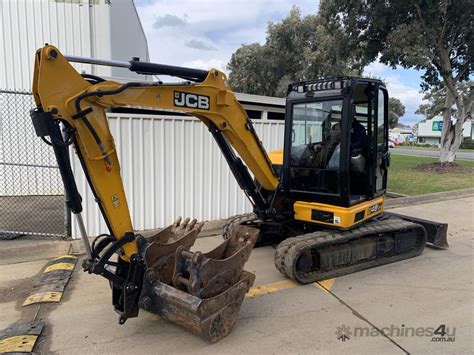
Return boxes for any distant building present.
[417,116,473,146]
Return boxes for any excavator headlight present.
[292,78,347,94]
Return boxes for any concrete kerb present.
[0,239,73,265]
[385,188,474,209]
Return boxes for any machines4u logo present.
[336,324,456,343]
[174,91,210,110]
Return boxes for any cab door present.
[375,88,389,193]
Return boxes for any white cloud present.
[364,61,427,127]
[184,38,217,51]
[384,75,426,126]
[384,76,422,106]
[153,14,187,29]
[364,60,388,77]
[182,59,228,73]
[135,0,318,73]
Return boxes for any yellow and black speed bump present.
[23,255,78,307]
[0,321,44,353]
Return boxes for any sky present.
[134,0,426,127]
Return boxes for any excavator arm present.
[30,45,273,341]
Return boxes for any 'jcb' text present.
[174,91,210,110]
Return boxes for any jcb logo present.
[174,91,210,110]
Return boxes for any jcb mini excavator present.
[30,45,448,342]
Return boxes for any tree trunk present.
[436,43,468,164]
[439,90,465,163]
[439,127,463,163]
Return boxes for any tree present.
[388,97,406,128]
[227,7,364,97]
[321,0,473,163]
[226,44,275,96]
[416,81,473,120]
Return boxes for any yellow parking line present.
[44,262,75,273]
[246,278,337,298]
[246,279,299,298]
[313,278,336,292]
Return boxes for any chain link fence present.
[0,89,69,239]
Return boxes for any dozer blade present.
[383,212,449,249]
[139,222,259,342]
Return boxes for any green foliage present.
[225,44,274,96]
[415,82,473,119]
[460,138,474,150]
[227,7,364,97]
[321,0,472,84]
[320,0,473,162]
[388,97,405,128]
[416,143,436,148]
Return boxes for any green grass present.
[394,146,474,152]
[388,154,474,196]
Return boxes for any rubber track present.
[274,218,427,284]
[223,213,258,240]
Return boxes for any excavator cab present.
[280,78,389,229]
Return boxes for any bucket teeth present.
[142,218,203,284]
[139,218,258,342]
[172,225,259,299]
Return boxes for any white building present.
[417,116,473,146]
[1,0,149,90]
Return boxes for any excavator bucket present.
[139,223,259,342]
[140,270,255,343]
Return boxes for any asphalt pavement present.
[390,147,474,160]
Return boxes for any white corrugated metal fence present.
[72,114,285,238]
